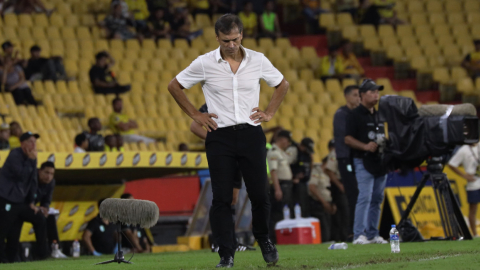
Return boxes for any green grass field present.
[3,239,480,270]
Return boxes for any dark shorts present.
[467,189,480,204]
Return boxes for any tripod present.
[397,156,473,241]
[96,223,132,265]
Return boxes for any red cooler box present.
[275,219,314,245]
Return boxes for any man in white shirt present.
[74,133,88,153]
[168,14,289,268]
[448,143,480,237]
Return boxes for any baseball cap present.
[0,123,9,131]
[277,130,292,141]
[20,131,40,142]
[359,79,384,93]
[2,41,13,50]
[301,137,315,154]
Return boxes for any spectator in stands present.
[212,0,234,14]
[101,3,142,41]
[85,117,105,152]
[120,193,151,253]
[104,135,118,152]
[148,0,169,12]
[238,1,257,38]
[324,139,349,242]
[358,0,381,26]
[317,46,345,81]
[83,199,117,256]
[178,143,189,151]
[115,134,125,151]
[302,0,329,33]
[24,45,67,82]
[111,0,130,18]
[74,133,89,153]
[124,0,150,33]
[169,7,203,43]
[336,0,357,18]
[89,51,131,95]
[0,0,54,15]
[461,40,480,80]
[340,41,364,80]
[0,123,10,150]
[372,0,404,25]
[0,57,37,106]
[192,0,210,15]
[148,8,171,40]
[1,41,25,68]
[109,97,156,144]
[308,157,337,243]
[260,1,282,39]
[9,121,22,149]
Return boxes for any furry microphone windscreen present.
[418,103,477,117]
[99,198,160,228]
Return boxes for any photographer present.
[287,137,314,217]
[345,79,388,245]
[448,143,480,237]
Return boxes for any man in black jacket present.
[0,132,48,263]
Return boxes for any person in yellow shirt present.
[340,41,364,80]
[462,40,480,79]
[124,0,150,32]
[238,1,257,38]
[108,97,155,144]
[8,121,22,149]
[317,46,345,80]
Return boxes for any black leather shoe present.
[258,239,279,264]
[216,257,234,268]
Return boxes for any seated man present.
[124,0,150,32]
[83,199,117,256]
[169,8,203,42]
[119,193,150,253]
[84,118,105,152]
[340,41,364,80]
[74,133,89,153]
[9,121,22,149]
[104,135,118,151]
[238,1,257,38]
[308,157,337,243]
[260,1,282,39]
[317,46,345,81]
[89,51,131,95]
[148,8,170,40]
[100,3,141,40]
[24,45,67,82]
[109,97,155,144]
[461,40,480,80]
[0,123,10,150]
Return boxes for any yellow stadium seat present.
[4,14,18,26]
[457,78,475,94]
[61,27,76,39]
[359,25,377,39]
[325,79,342,93]
[259,38,274,50]
[433,25,450,37]
[408,2,424,13]
[341,25,358,41]
[337,12,353,26]
[451,67,468,81]
[31,26,47,40]
[427,55,446,68]
[276,38,291,50]
[380,37,398,48]
[445,2,462,13]
[80,14,96,27]
[363,38,381,51]
[56,3,72,14]
[411,56,428,70]
[142,39,156,50]
[319,13,335,29]
[195,14,211,28]
[378,25,394,38]
[410,13,427,26]
[18,14,33,27]
[150,59,163,71]
[65,15,79,27]
[291,130,304,142]
[110,39,124,51]
[33,14,49,27]
[285,47,300,61]
[415,25,432,37]
[448,13,464,25]
[426,1,443,13]
[397,25,413,37]
[77,27,92,40]
[472,25,480,39]
[158,39,172,50]
[170,48,185,59]
[280,104,294,117]
[18,27,32,40]
[452,24,470,38]
[429,13,446,25]
[299,69,314,82]
[125,39,140,51]
[46,27,61,39]
[283,70,298,84]
[295,106,309,117]
[310,80,325,93]
[405,46,422,60]
[399,36,417,48]
[292,81,307,93]
[467,12,480,24]
[465,0,480,11]
[3,26,17,39]
[49,14,64,27]
[341,78,357,89]
[174,39,189,50]
[242,38,257,49]
[438,35,455,48]
[386,46,404,61]
[301,47,317,61]
[132,71,145,83]
[442,44,460,58]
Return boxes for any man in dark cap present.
[345,79,388,245]
[1,41,25,67]
[89,51,131,95]
[0,132,49,262]
[267,130,293,243]
[287,137,314,217]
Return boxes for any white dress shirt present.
[176,46,284,128]
[74,146,86,153]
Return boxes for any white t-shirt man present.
[448,144,480,191]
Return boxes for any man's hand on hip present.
[192,112,218,132]
[250,108,272,124]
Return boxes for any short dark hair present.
[40,161,55,170]
[214,14,243,36]
[121,193,133,199]
[30,45,41,52]
[75,133,87,146]
[344,85,359,96]
[95,51,109,60]
[112,97,122,106]
[87,117,99,127]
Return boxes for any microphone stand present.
[95,223,132,265]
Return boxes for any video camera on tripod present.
[377,95,479,241]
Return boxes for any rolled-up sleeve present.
[176,57,205,89]
[267,152,279,171]
[261,55,283,87]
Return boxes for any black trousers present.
[310,198,331,243]
[0,199,48,263]
[330,184,349,242]
[206,125,270,259]
[11,88,37,106]
[269,181,293,243]
[94,84,131,95]
[337,157,358,237]
[293,182,310,217]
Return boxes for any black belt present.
[223,124,252,130]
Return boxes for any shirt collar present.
[215,46,250,63]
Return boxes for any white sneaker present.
[353,235,371,244]
[369,236,388,244]
[52,250,68,259]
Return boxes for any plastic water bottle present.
[51,240,59,258]
[294,203,301,219]
[283,205,290,220]
[390,225,400,253]
[72,239,80,258]
[328,243,348,250]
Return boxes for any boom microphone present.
[99,198,159,228]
